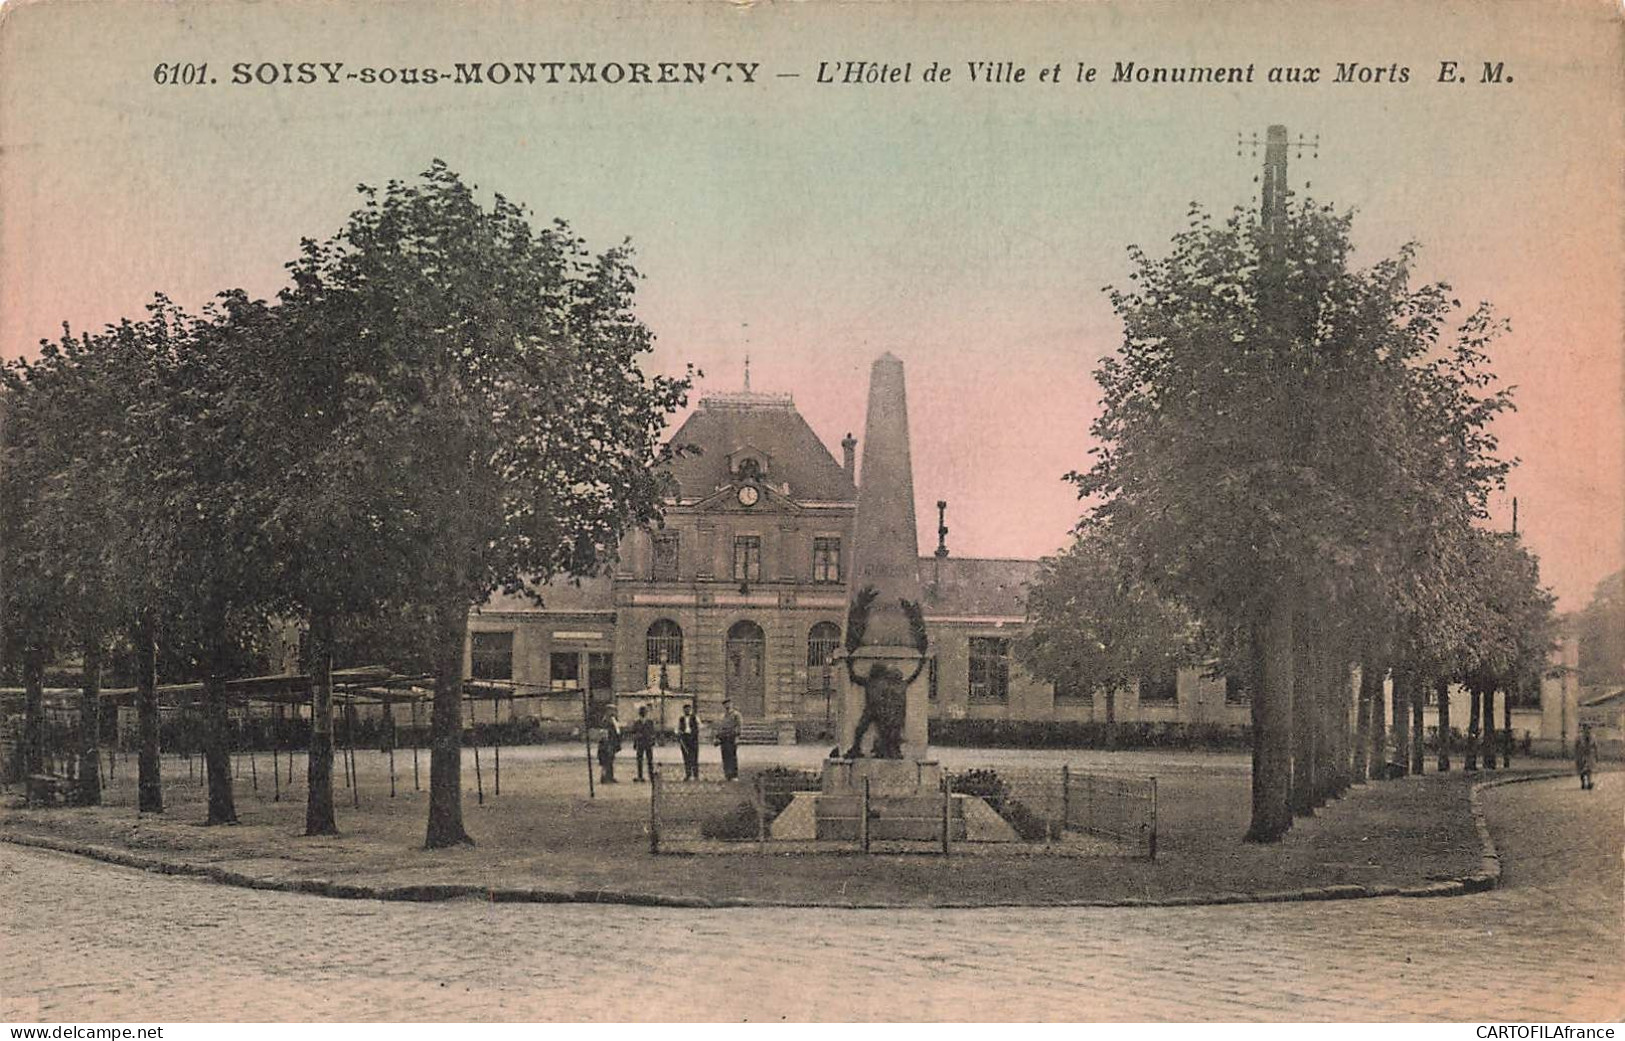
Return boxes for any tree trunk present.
[304,611,339,836]
[1323,650,1348,800]
[135,610,163,813]
[1466,682,1482,770]
[202,631,238,825]
[1353,663,1374,783]
[1104,687,1117,750]
[1245,594,1294,843]
[1313,641,1336,805]
[22,647,46,780]
[1436,677,1452,772]
[1390,664,1411,776]
[1481,687,1497,771]
[1330,659,1351,797]
[1502,686,1512,768]
[74,631,104,806]
[1291,625,1317,817]
[1409,669,1425,776]
[1369,662,1387,780]
[425,599,474,848]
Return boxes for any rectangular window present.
[1224,674,1250,704]
[550,651,581,691]
[733,535,762,582]
[470,631,514,681]
[588,653,614,693]
[812,537,842,584]
[651,532,680,581]
[968,638,1010,702]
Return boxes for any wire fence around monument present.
[649,764,1156,858]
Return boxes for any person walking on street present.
[1576,724,1597,791]
[715,698,743,781]
[677,702,702,780]
[597,708,622,784]
[631,705,657,783]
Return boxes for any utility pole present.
[1238,126,1319,257]
[1236,124,1326,828]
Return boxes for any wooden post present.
[940,777,950,855]
[1148,776,1159,861]
[860,777,871,853]
[649,768,661,854]
[582,687,596,799]
[272,732,281,802]
[341,702,352,789]
[1061,764,1071,833]
[388,702,398,799]
[493,716,501,798]
[411,696,421,792]
[755,774,767,852]
[346,701,359,809]
[471,697,485,806]
[250,747,258,792]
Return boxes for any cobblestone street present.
[1,774,1618,1022]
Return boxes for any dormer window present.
[727,444,771,483]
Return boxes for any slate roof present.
[920,556,1040,619]
[665,393,856,502]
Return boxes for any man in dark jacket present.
[677,702,702,780]
[715,699,743,781]
[631,705,657,782]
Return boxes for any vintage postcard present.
[0,0,1621,1027]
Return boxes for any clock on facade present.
[736,484,760,507]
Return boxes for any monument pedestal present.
[813,757,966,842]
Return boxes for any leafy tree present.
[139,292,288,824]
[1454,530,1555,770]
[0,364,71,786]
[284,163,690,847]
[1016,528,1197,738]
[1074,195,1515,841]
[1575,571,1624,689]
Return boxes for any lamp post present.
[822,663,833,739]
[658,651,670,731]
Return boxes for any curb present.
[1463,767,1569,891]
[0,769,1569,911]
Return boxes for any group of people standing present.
[595,698,745,784]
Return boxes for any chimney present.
[933,500,949,592]
[841,432,857,480]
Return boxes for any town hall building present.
[463,378,1248,738]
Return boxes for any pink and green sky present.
[3,0,1620,610]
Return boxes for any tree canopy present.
[1068,193,1541,840]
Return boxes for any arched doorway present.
[726,620,766,718]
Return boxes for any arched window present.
[807,621,841,692]
[807,622,841,667]
[646,620,684,689]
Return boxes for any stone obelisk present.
[839,352,930,761]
